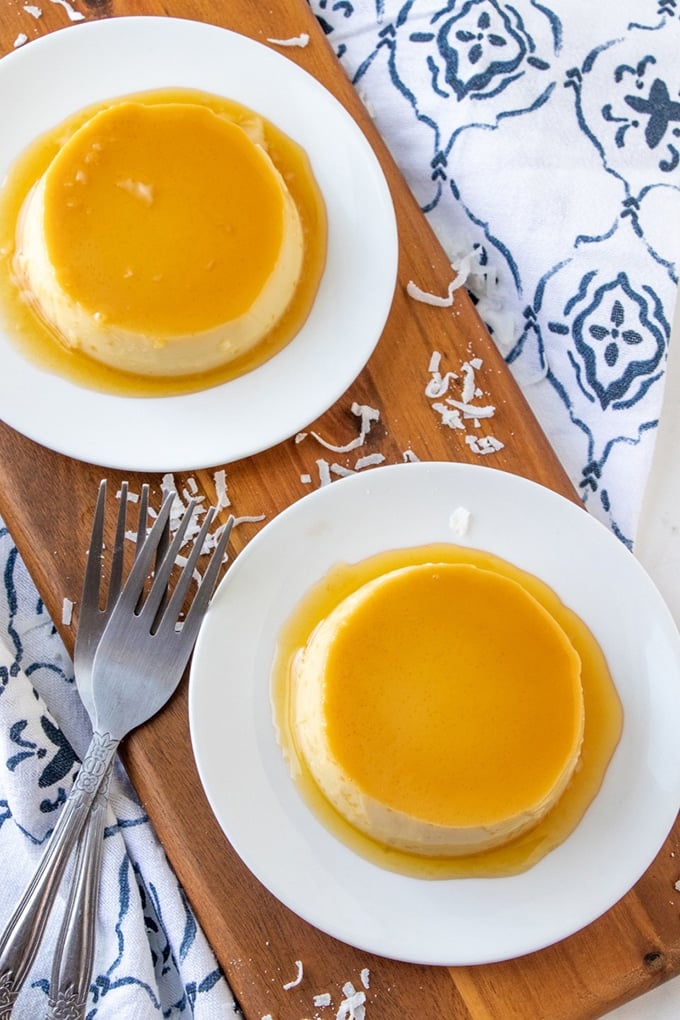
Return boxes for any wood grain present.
[1,2,679,1018]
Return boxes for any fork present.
[0,483,233,1018]
[46,479,167,1020]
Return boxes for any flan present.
[291,562,585,856]
[13,99,304,377]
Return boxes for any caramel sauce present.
[318,562,583,829]
[0,87,327,397]
[272,543,623,879]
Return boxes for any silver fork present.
[47,479,167,1020]
[0,483,233,1019]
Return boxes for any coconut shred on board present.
[408,255,507,453]
[263,966,371,1020]
[425,351,504,455]
[49,0,84,20]
[62,470,264,623]
[300,402,381,454]
[296,403,386,488]
[266,32,310,47]
[296,401,421,489]
[157,470,263,565]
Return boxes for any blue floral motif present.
[569,34,680,190]
[37,715,79,790]
[0,799,11,829]
[621,67,680,169]
[424,0,545,101]
[506,200,672,544]
[315,0,356,44]
[335,0,562,225]
[571,271,666,410]
[386,0,560,121]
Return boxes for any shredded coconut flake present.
[357,87,377,119]
[432,402,464,430]
[424,370,458,399]
[407,278,454,308]
[267,32,310,47]
[282,959,304,990]
[23,3,43,16]
[331,463,355,478]
[674,879,680,892]
[337,982,367,1020]
[231,514,266,527]
[402,449,420,462]
[49,0,84,19]
[406,263,467,307]
[127,471,261,563]
[360,968,370,989]
[428,351,442,374]
[313,992,333,1007]
[311,402,380,453]
[452,245,519,351]
[354,452,385,470]
[460,361,478,403]
[445,397,496,420]
[300,473,312,484]
[182,485,205,505]
[213,468,231,511]
[61,598,74,626]
[465,434,505,455]
[13,33,28,46]
[316,459,332,487]
[450,506,471,536]
[425,351,505,454]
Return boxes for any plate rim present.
[189,460,680,965]
[0,16,398,471]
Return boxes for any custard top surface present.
[319,563,584,827]
[41,100,289,335]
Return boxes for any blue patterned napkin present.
[0,521,239,1018]
[1,4,679,1018]
[310,0,679,548]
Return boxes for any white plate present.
[0,17,397,471]
[189,461,680,965]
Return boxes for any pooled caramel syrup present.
[272,543,623,879]
[0,87,327,397]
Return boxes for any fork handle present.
[45,760,113,1020]
[0,730,118,1018]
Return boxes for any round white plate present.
[189,461,680,965]
[0,17,397,471]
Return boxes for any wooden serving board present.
[1,2,679,1018]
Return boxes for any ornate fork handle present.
[45,760,113,1020]
[0,731,119,1019]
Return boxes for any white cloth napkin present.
[309,0,680,548]
[0,520,239,1018]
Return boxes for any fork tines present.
[87,481,231,641]
[110,489,233,638]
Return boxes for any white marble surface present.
[611,978,680,1019]
[612,286,680,1019]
